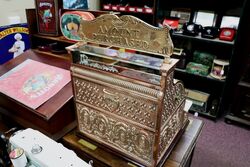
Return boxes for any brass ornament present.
[79,14,173,57]
[77,103,154,165]
[161,72,186,127]
[72,76,158,129]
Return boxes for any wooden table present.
[62,117,203,167]
[0,50,76,140]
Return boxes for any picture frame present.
[220,16,240,29]
[35,0,60,36]
[193,10,217,27]
[63,0,89,10]
[170,8,191,25]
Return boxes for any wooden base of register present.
[62,117,203,167]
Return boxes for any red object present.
[103,4,111,10]
[118,6,127,11]
[219,28,236,41]
[111,5,118,11]
[136,7,143,13]
[163,18,179,29]
[128,6,136,12]
[144,8,153,13]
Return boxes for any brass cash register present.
[68,14,188,167]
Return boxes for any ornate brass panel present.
[161,72,186,128]
[71,66,162,98]
[72,76,158,129]
[79,14,173,57]
[158,104,187,161]
[76,103,154,166]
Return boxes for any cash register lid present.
[78,14,174,58]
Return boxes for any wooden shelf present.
[174,68,225,83]
[238,80,250,88]
[225,114,250,127]
[189,108,217,120]
[172,33,234,46]
[32,34,76,44]
[33,49,71,61]
[103,5,154,14]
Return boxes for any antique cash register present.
[68,14,188,167]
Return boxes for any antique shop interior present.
[0,0,250,167]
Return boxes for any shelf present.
[238,80,250,88]
[189,108,217,120]
[103,5,154,14]
[172,33,234,46]
[32,34,76,44]
[174,68,225,83]
[33,49,71,60]
[225,114,250,127]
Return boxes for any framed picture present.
[63,0,89,10]
[220,16,240,29]
[35,0,60,36]
[0,23,31,64]
[193,10,217,27]
[170,8,191,25]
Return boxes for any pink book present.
[0,59,71,109]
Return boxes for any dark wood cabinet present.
[154,0,249,121]
[224,0,250,126]
[96,0,250,120]
[225,81,250,126]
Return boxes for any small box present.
[186,62,210,76]
[193,50,215,68]
[162,18,179,30]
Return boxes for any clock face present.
[223,30,232,36]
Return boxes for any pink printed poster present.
[0,59,71,109]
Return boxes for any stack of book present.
[186,89,210,113]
